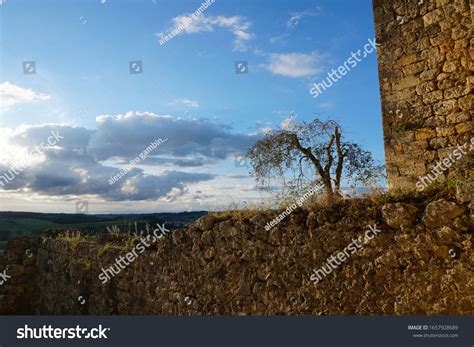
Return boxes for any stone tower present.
[372,0,472,190]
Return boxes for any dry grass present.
[208,178,465,222]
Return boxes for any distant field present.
[0,217,60,236]
[0,218,150,235]
[0,211,207,243]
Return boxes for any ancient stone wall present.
[372,0,473,190]
[0,237,39,314]
[0,192,472,315]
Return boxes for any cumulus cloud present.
[0,82,51,110]
[157,14,254,51]
[119,156,214,168]
[266,52,325,78]
[0,154,213,201]
[88,111,261,162]
[0,113,262,201]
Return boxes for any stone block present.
[438,78,458,90]
[452,26,468,40]
[415,128,437,140]
[424,116,445,127]
[427,54,446,69]
[395,54,420,67]
[422,90,443,104]
[458,94,473,111]
[416,81,436,95]
[433,99,458,115]
[439,41,455,53]
[382,203,419,229]
[399,163,427,176]
[436,126,456,136]
[455,121,473,134]
[402,140,429,152]
[446,111,471,124]
[403,61,426,75]
[444,85,471,99]
[422,199,465,228]
[392,131,415,144]
[393,75,421,91]
[419,68,440,81]
[429,30,451,45]
[442,61,457,72]
[421,46,440,60]
[430,137,448,149]
[423,10,444,26]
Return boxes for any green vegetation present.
[466,156,474,169]
[0,218,59,236]
[394,122,417,133]
[369,177,462,209]
[0,211,206,243]
[97,242,131,257]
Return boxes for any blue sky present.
[0,0,383,213]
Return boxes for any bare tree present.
[247,118,384,200]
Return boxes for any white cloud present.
[280,115,297,130]
[158,14,255,52]
[287,8,321,28]
[0,123,214,201]
[0,113,264,202]
[266,52,325,78]
[170,98,200,108]
[89,111,261,161]
[270,8,321,44]
[0,82,51,110]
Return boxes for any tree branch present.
[334,127,344,190]
[290,134,326,180]
[324,134,336,175]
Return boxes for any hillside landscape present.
[0,211,206,249]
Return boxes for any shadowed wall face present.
[372,0,473,190]
[1,198,473,316]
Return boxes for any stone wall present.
[372,0,473,190]
[0,237,38,314]
[0,191,472,315]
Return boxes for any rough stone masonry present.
[0,193,472,315]
[372,0,473,190]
